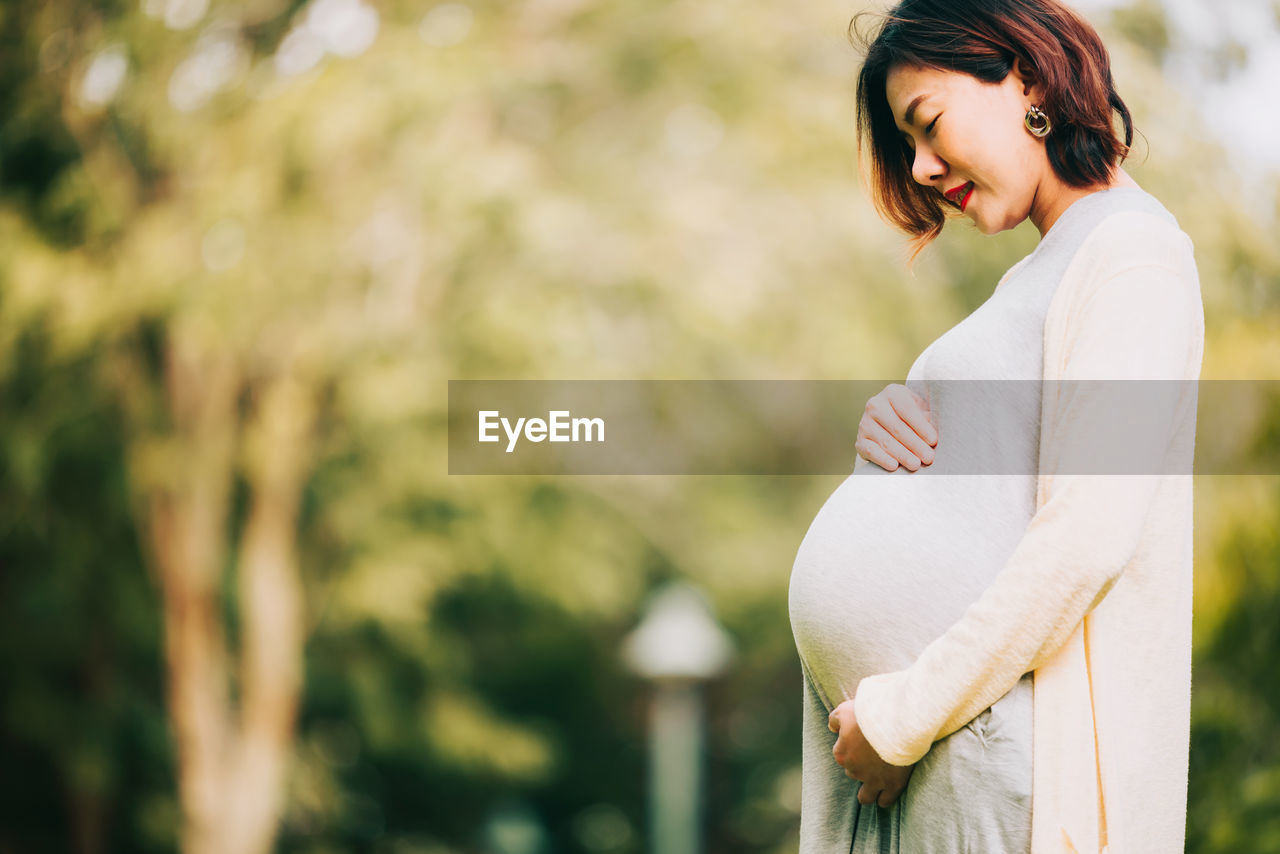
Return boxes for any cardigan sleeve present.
[851,258,1200,767]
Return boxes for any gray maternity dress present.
[788,187,1180,853]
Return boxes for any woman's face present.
[885,60,1054,236]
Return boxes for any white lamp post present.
[621,582,735,854]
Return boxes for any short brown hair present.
[851,0,1136,265]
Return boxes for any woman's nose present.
[911,145,946,187]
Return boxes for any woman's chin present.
[971,209,1015,236]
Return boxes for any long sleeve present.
[852,257,1201,767]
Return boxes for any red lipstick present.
[945,181,974,211]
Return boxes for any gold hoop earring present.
[1024,104,1052,138]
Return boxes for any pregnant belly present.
[788,467,1035,710]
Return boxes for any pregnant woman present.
[788,1,1204,852]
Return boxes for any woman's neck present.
[1033,166,1142,237]
[1110,166,1140,190]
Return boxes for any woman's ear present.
[1010,56,1046,106]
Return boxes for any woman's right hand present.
[855,384,938,471]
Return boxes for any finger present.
[915,419,936,465]
[874,393,933,462]
[910,391,939,445]
[857,784,881,806]
[861,410,917,467]
[834,742,855,778]
[877,786,901,809]
[854,437,899,472]
[885,390,938,458]
[828,709,839,733]
[886,385,937,450]
[862,414,921,470]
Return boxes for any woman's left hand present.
[828,699,917,807]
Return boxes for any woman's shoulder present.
[1046,203,1203,347]
[1072,185,1192,264]
[1079,206,1193,267]
[1061,205,1198,300]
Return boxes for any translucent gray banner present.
[447,380,1279,475]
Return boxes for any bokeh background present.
[2,0,1279,852]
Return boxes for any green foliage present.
[0,320,174,852]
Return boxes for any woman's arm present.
[851,256,1203,767]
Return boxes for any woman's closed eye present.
[901,116,939,153]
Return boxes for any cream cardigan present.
[852,209,1205,854]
